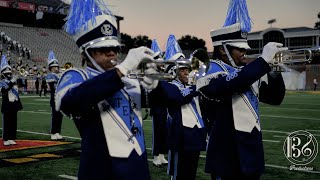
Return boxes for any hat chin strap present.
[222,44,237,67]
[84,48,105,73]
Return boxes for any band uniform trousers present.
[151,107,168,156]
[168,149,200,180]
[48,78,63,135]
[50,105,63,134]
[2,111,17,141]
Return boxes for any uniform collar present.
[86,67,101,77]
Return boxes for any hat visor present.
[228,42,251,50]
[90,39,121,49]
[49,64,59,67]
[169,53,185,60]
[2,69,12,74]
[178,65,190,69]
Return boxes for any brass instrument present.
[127,59,190,80]
[19,68,28,77]
[60,62,73,72]
[189,48,210,83]
[127,48,210,81]
[245,47,320,71]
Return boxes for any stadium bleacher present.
[0,23,81,68]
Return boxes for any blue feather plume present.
[64,0,115,35]
[151,39,162,55]
[165,34,183,60]
[223,0,252,32]
[48,50,56,61]
[1,55,10,70]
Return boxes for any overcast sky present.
[107,0,320,52]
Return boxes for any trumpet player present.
[149,34,206,180]
[0,55,22,146]
[46,50,64,140]
[198,1,287,179]
[54,0,158,179]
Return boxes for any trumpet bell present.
[19,68,28,77]
[189,49,210,83]
[60,62,73,72]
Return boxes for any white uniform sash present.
[208,61,261,133]
[86,68,145,158]
[0,80,19,102]
[170,80,204,128]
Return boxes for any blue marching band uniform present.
[151,79,206,180]
[0,55,22,146]
[149,34,207,179]
[55,0,150,179]
[55,67,150,179]
[46,50,64,140]
[199,58,285,177]
[197,0,286,179]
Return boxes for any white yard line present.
[18,111,320,121]
[1,129,318,174]
[0,96,48,98]
[263,139,280,143]
[260,115,320,121]
[0,128,81,140]
[22,103,50,106]
[262,107,319,112]
[145,115,320,122]
[273,135,287,138]
[305,129,320,133]
[262,130,290,134]
[263,129,320,137]
[58,175,78,180]
[19,110,50,114]
[281,103,320,106]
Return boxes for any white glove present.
[115,46,154,76]
[140,65,159,91]
[260,42,288,64]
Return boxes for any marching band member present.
[149,39,168,166]
[55,0,158,179]
[46,50,64,140]
[197,0,287,179]
[150,34,206,180]
[0,55,22,146]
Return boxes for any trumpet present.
[245,47,320,71]
[127,48,211,81]
[127,59,190,80]
[189,48,210,81]
[60,62,73,72]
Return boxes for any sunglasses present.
[91,47,120,54]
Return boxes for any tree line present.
[120,33,207,53]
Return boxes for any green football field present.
[0,91,320,180]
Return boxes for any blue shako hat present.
[151,39,162,59]
[164,34,188,76]
[210,0,252,50]
[47,50,59,67]
[1,55,12,74]
[210,0,252,67]
[164,34,185,61]
[64,0,121,72]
